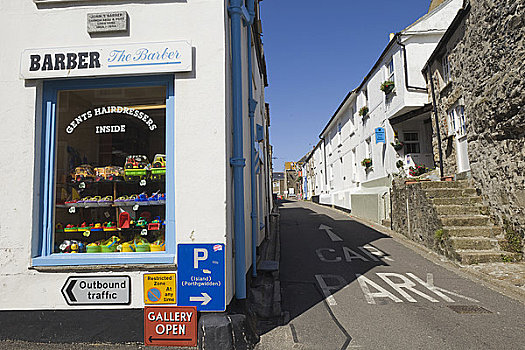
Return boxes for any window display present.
[53,86,167,254]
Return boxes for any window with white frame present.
[337,122,342,146]
[442,54,451,85]
[447,102,467,138]
[365,137,372,158]
[403,132,420,154]
[386,58,395,83]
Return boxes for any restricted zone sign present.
[143,273,176,304]
[144,306,197,347]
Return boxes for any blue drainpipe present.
[246,0,258,278]
[229,0,247,299]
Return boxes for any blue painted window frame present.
[32,75,176,266]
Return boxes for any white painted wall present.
[0,0,267,310]
[313,0,462,217]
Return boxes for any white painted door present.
[453,105,470,173]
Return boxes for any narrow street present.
[258,200,525,350]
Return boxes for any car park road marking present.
[319,224,343,242]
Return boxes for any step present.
[431,197,483,206]
[424,188,478,198]
[443,226,501,238]
[456,250,518,264]
[449,237,499,250]
[419,180,471,189]
[440,215,491,226]
[435,205,488,216]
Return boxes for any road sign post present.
[177,243,225,312]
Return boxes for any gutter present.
[228,0,247,300]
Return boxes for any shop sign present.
[61,275,131,305]
[375,127,386,144]
[65,105,158,134]
[144,273,176,305]
[87,11,128,34]
[144,306,197,347]
[20,41,192,79]
[177,244,225,312]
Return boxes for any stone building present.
[422,0,525,254]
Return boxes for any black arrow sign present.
[65,280,77,302]
[148,336,193,342]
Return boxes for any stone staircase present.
[420,180,514,264]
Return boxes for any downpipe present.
[229,0,247,300]
[245,0,258,279]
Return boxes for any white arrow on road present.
[319,224,343,242]
[190,292,212,305]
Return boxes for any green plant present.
[434,229,445,241]
[380,80,395,94]
[358,106,369,117]
[361,158,372,168]
[391,138,404,151]
[396,160,404,168]
[409,164,427,177]
[501,218,524,254]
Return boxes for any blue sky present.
[259,0,431,172]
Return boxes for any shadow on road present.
[260,201,394,346]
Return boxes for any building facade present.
[306,0,462,223]
[423,0,525,254]
[0,0,271,337]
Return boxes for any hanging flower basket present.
[380,80,395,94]
[390,139,404,151]
[361,158,372,168]
[409,164,427,177]
[358,106,369,117]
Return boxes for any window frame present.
[386,58,395,83]
[442,54,451,85]
[33,74,176,266]
[403,131,420,154]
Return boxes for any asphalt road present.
[258,200,525,350]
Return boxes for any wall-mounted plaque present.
[87,11,128,34]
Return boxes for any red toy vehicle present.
[124,155,150,181]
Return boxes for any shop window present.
[403,132,420,154]
[34,75,175,266]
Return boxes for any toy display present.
[59,240,86,253]
[70,164,96,183]
[57,153,166,254]
[148,216,162,231]
[150,154,166,181]
[95,166,125,182]
[124,155,150,181]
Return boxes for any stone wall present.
[430,0,525,252]
[391,177,455,258]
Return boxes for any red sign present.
[144,306,197,347]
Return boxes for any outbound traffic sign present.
[144,306,197,347]
[177,243,225,311]
[61,275,131,305]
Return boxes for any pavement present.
[256,199,525,350]
[347,209,525,304]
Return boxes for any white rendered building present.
[313,0,462,223]
[0,0,271,340]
